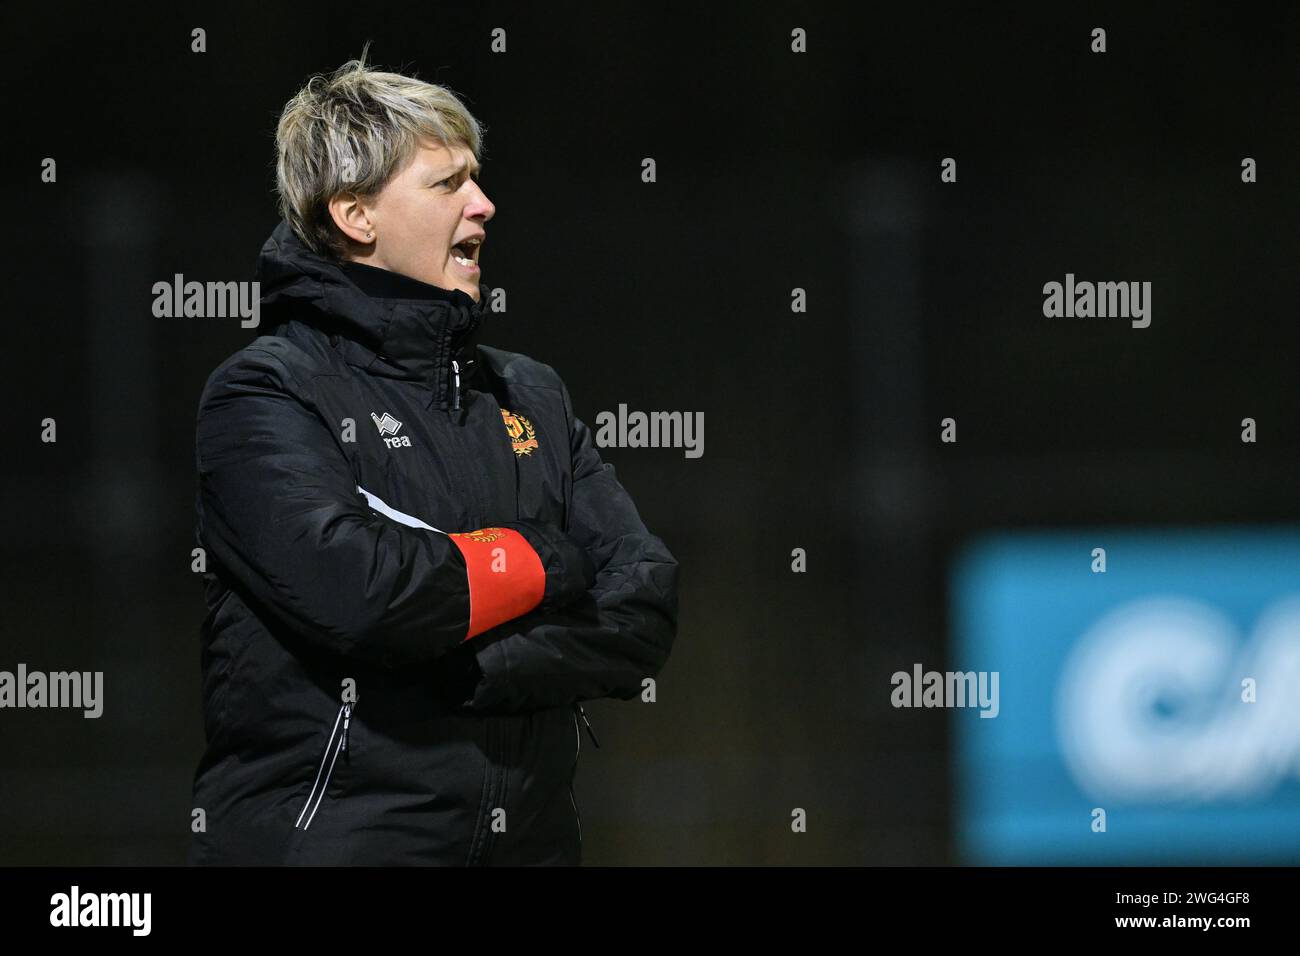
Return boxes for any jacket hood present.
[255,220,492,407]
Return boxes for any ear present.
[327,192,376,246]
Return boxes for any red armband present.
[447,527,546,639]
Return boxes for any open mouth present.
[450,235,482,269]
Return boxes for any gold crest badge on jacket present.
[500,407,539,457]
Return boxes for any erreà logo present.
[371,412,411,448]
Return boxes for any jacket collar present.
[255,220,490,407]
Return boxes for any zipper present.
[340,701,352,758]
[569,709,583,852]
[575,702,600,749]
[466,715,510,865]
[295,702,351,831]
[569,702,597,860]
[450,358,461,413]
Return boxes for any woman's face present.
[358,139,495,301]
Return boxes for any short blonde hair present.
[274,49,487,258]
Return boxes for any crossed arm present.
[196,346,678,711]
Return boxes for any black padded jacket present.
[185,221,679,865]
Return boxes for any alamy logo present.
[151,273,260,328]
[50,885,151,936]
[371,412,410,448]
[0,664,102,718]
[594,404,704,459]
[1042,273,1151,328]
[890,663,1000,718]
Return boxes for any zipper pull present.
[340,703,352,755]
[575,702,600,749]
[450,358,461,411]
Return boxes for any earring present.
[366,232,373,239]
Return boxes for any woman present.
[186,54,679,865]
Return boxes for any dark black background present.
[4,1,1298,864]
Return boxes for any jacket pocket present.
[294,702,352,832]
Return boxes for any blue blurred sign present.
[951,526,1300,863]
